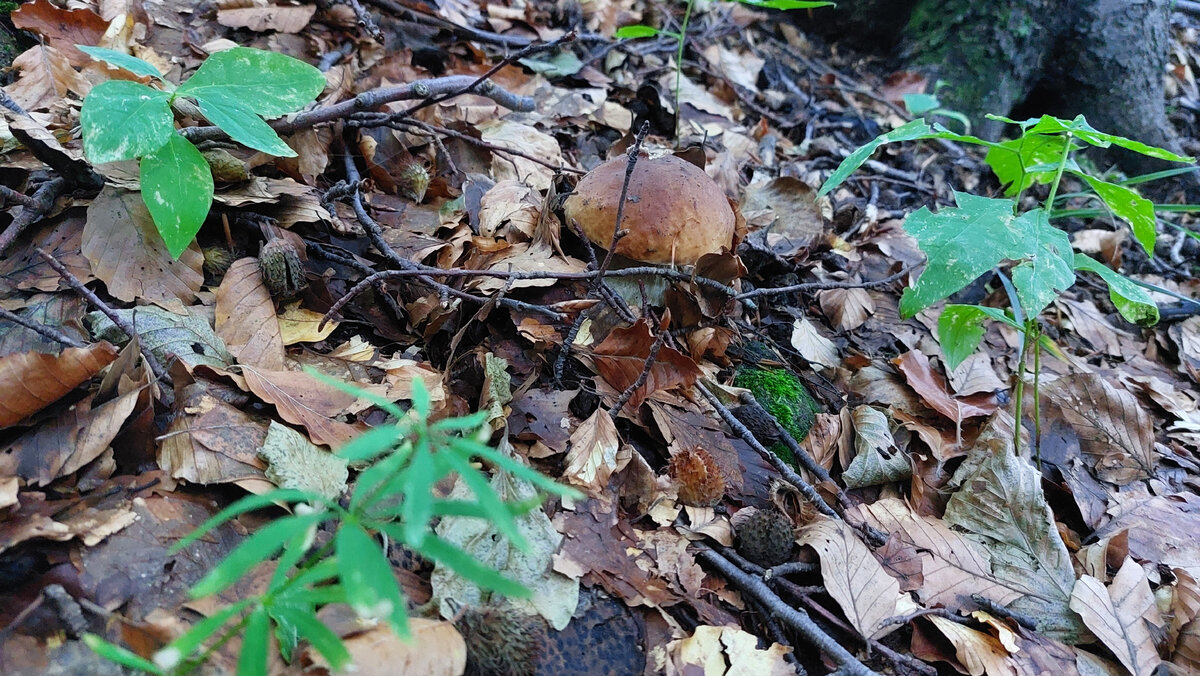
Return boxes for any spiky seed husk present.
[667,447,725,507]
[733,508,795,568]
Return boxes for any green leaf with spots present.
[900,194,1074,317]
[176,46,325,118]
[1074,254,1160,326]
[938,304,1020,371]
[77,45,166,81]
[191,90,296,157]
[990,114,1194,163]
[1073,172,1157,255]
[80,80,174,163]
[1009,209,1075,316]
[140,134,214,259]
[985,133,1071,197]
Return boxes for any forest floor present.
[2,0,1200,675]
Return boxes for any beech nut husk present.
[563,153,736,266]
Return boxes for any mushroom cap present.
[563,153,736,266]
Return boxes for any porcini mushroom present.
[563,153,736,266]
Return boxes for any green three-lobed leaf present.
[900,192,1074,318]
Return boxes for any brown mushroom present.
[563,152,736,266]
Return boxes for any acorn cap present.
[563,153,736,266]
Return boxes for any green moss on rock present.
[733,366,821,465]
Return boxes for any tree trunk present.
[794,0,1185,181]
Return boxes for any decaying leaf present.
[563,409,623,494]
[798,518,900,639]
[1070,558,1164,676]
[0,341,118,428]
[1043,373,1155,485]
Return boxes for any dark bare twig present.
[182,76,536,146]
[0,183,38,208]
[595,121,651,281]
[696,545,881,676]
[768,561,820,578]
[0,307,87,349]
[695,381,838,518]
[355,116,584,175]
[306,241,407,321]
[403,32,578,118]
[734,266,913,302]
[0,177,66,256]
[34,248,173,390]
[609,329,667,417]
[553,313,588,385]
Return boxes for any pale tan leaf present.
[798,518,900,639]
[215,258,286,370]
[790,317,839,370]
[216,5,317,32]
[83,187,205,304]
[669,625,792,676]
[277,302,337,345]
[239,366,363,448]
[564,409,621,494]
[740,177,825,251]
[818,286,875,332]
[1057,297,1134,357]
[855,498,1030,609]
[159,388,267,484]
[944,447,1082,641]
[1043,373,1155,485]
[477,120,564,191]
[4,44,91,111]
[0,342,118,428]
[259,421,347,500]
[306,618,465,676]
[894,350,998,420]
[928,615,1017,676]
[948,352,1009,397]
[1070,558,1164,676]
[843,405,910,488]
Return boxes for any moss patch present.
[733,366,821,465]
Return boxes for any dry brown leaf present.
[948,352,1008,397]
[83,187,205,304]
[11,0,108,67]
[1057,297,1135,357]
[818,286,876,332]
[798,518,900,639]
[216,5,317,32]
[1043,373,1155,485]
[591,318,702,412]
[563,409,622,494]
[740,177,826,251]
[855,498,1029,609]
[0,342,118,428]
[790,316,840,370]
[894,350,998,421]
[1070,558,1164,676]
[477,120,564,191]
[668,625,793,676]
[239,366,363,447]
[159,385,268,484]
[308,618,465,675]
[3,44,91,111]
[215,258,286,370]
[927,615,1016,676]
[277,302,337,345]
[1,387,138,485]
[0,217,93,294]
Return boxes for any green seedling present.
[615,0,834,140]
[86,377,581,676]
[77,46,325,258]
[819,113,1193,456]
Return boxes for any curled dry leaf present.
[1042,372,1155,485]
[0,341,118,428]
[894,350,998,421]
[563,409,622,494]
[214,258,286,370]
[1070,557,1164,676]
[591,317,702,411]
[798,518,900,640]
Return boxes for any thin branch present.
[734,266,912,302]
[0,177,65,255]
[34,248,173,391]
[696,545,881,676]
[609,329,666,417]
[0,307,87,349]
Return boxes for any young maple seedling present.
[77,46,325,258]
[819,113,1194,457]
